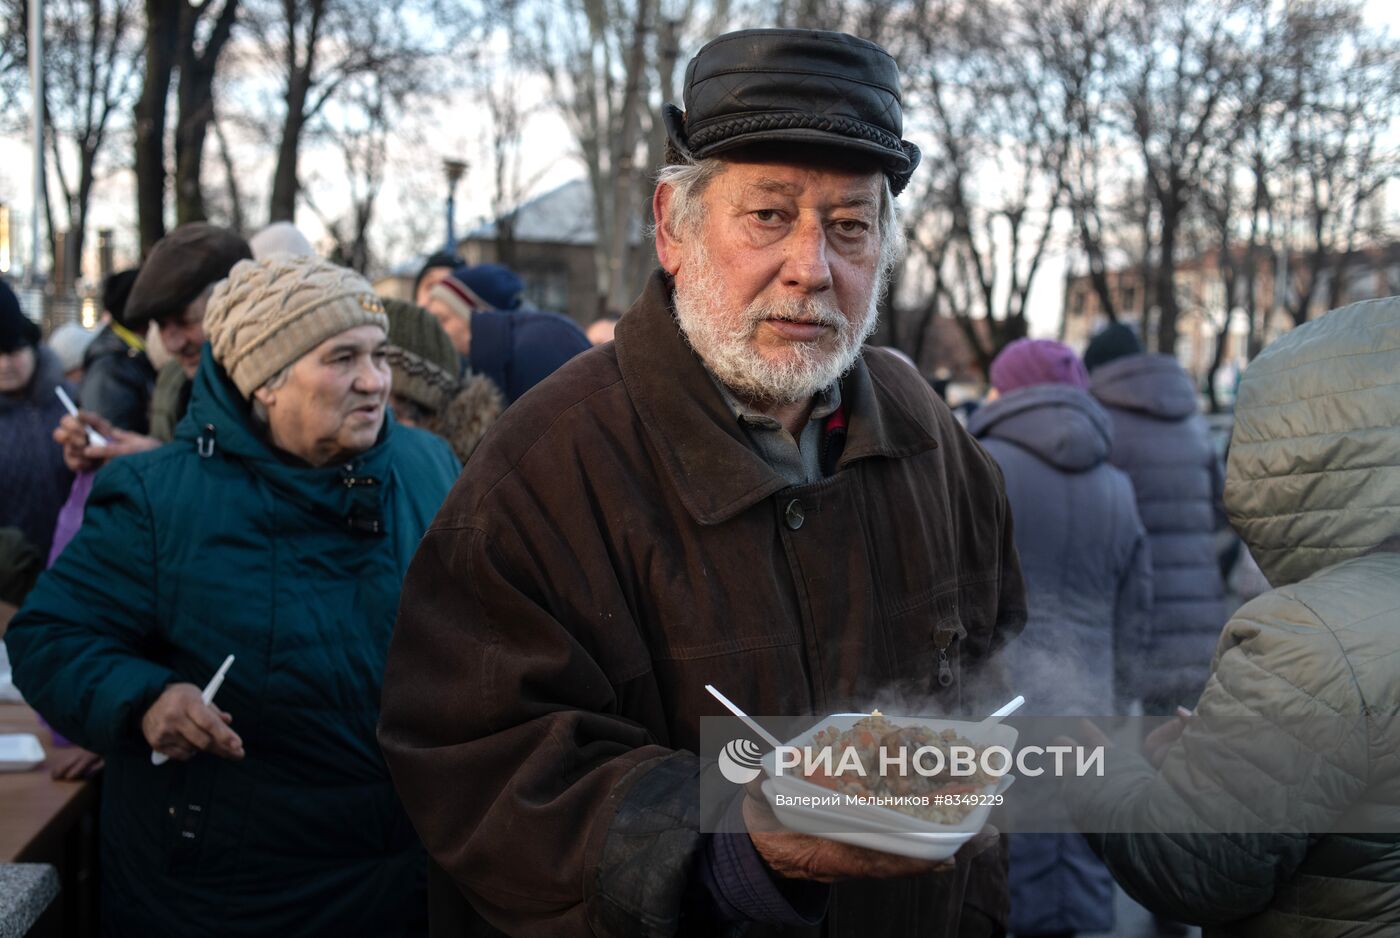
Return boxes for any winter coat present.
[465,307,590,404]
[0,526,42,606]
[5,345,460,937]
[79,323,156,433]
[0,346,74,559]
[1091,353,1226,707]
[969,384,1152,935]
[1067,297,1400,937]
[379,271,1028,938]
[148,359,190,442]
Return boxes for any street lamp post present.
[29,0,44,288]
[443,158,468,253]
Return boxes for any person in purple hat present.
[969,337,1153,938]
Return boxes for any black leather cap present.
[126,223,252,330]
[663,29,920,195]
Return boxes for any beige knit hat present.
[204,255,388,397]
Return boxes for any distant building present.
[461,180,651,324]
[374,180,652,325]
[1062,242,1400,387]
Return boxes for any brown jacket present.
[379,271,1027,937]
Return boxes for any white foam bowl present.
[760,779,996,861]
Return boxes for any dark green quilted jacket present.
[5,345,459,936]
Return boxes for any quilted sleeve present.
[1066,588,1369,924]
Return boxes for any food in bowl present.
[799,712,996,824]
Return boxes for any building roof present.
[467,179,644,247]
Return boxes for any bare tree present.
[896,0,1070,373]
[133,0,240,253]
[303,72,395,272]
[472,0,541,269]
[248,0,446,224]
[1117,0,1262,354]
[524,0,656,316]
[1270,1,1400,327]
[0,0,140,276]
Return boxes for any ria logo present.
[718,738,765,785]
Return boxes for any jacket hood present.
[178,344,402,537]
[1090,353,1198,420]
[1226,296,1400,587]
[968,383,1112,471]
[431,372,503,463]
[83,324,126,367]
[82,323,146,369]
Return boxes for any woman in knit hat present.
[6,254,459,936]
[383,298,503,463]
[968,337,1152,938]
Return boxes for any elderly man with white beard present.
[379,28,1027,938]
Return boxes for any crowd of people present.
[0,24,1395,938]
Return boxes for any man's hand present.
[49,747,104,780]
[53,412,160,473]
[741,779,997,883]
[141,683,244,762]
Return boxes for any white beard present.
[672,243,879,405]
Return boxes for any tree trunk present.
[71,146,97,280]
[135,0,180,255]
[603,0,653,315]
[174,82,213,223]
[269,77,310,222]
[1204,318,1230,413]
[212,110,246,233]
[173,0,240,226]
[1154,200,1180,355]
[1075,209,1118,321]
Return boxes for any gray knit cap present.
[204,255,388,398]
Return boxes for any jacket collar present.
[466,309,512,397]
[615,270,938,524]
[179,345,399,534]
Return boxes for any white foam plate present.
[0,733,46,772]
[765,774,1016,838]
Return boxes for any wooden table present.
[0,705,98,936]
[0,706,94,864]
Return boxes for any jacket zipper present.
[934,629,955,688]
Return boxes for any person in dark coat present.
[969,338,1153,938]
[55,224,251,471]
[380,29,1026,938]
[383,297,503,463]
[413,251,459,308]
[6,255,459,936]
[0,281,74,559]
[79,268,156,433]
[424,263,590,404]
[1086,322,1227,713]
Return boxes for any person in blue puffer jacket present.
[969,338,1153,938]
[1085,323,1227,714]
